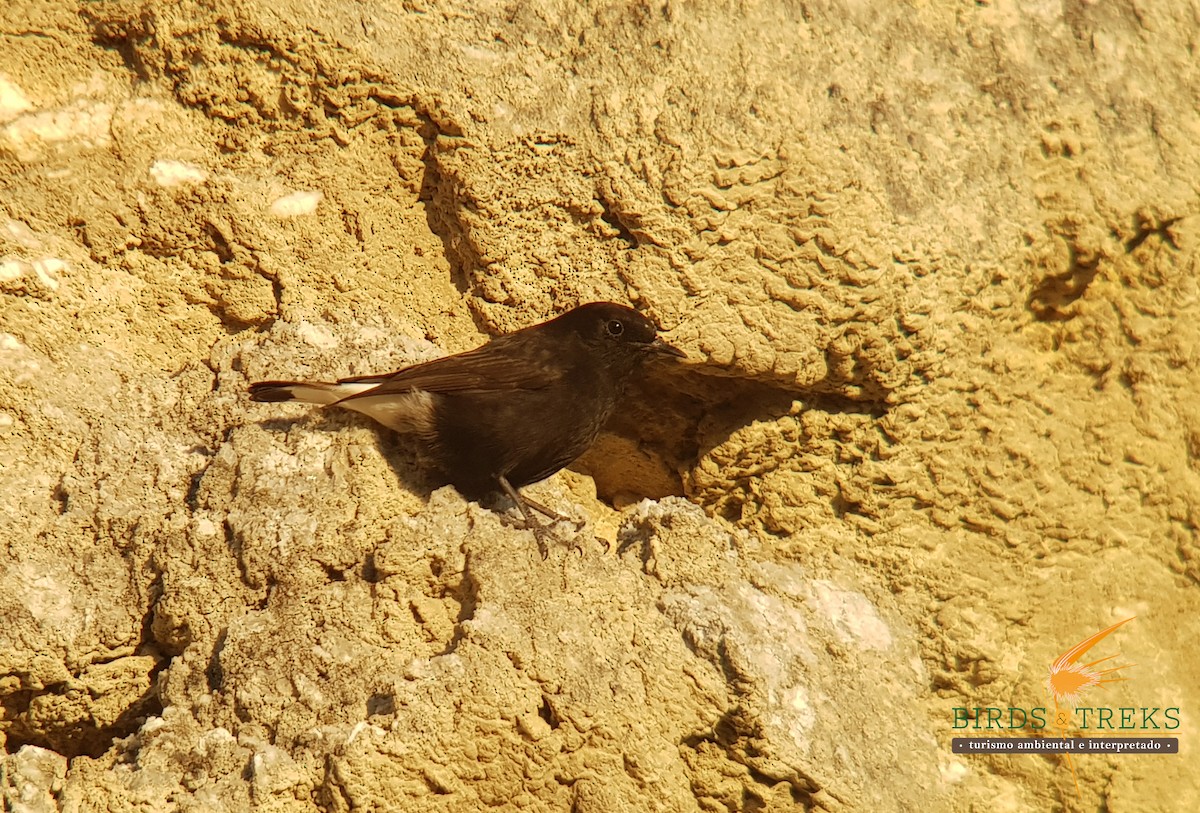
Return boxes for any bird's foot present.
[528,518,559,560]
[497,476,586,559]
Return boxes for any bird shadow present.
[575,356,887,506]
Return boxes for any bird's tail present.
[248,380,378,405]
[249,379,436,436]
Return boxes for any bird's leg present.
[518,492,576,524]
[497,475,557,558]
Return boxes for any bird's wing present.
[335,336,562,402]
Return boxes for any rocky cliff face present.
[2,1,1197,811]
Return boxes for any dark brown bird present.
[249,302,685,554]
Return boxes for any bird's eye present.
[606,319,624,337]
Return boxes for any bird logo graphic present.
[1046,616,1135,796]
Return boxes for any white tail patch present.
[336,389,436,436]
[276,381,378,405]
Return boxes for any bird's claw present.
[531,522,557,560]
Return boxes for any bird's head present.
[554,302,686,360]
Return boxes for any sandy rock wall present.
[2,0,1198,811]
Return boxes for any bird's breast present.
[429,371,622,494]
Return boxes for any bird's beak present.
[648,336,687,358]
